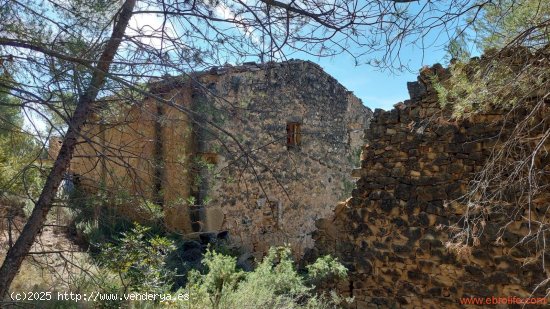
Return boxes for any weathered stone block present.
[407,81,427,99]
[463,281,493,297]
[407,269,429,281]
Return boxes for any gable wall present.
[196,61,372,257]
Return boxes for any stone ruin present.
[53,58,550,307]
[311,64,550,308]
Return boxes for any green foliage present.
[446,33,472,63]
[187,250,244,309]
[341,178,356,200]
[186,246,349,309]
[69,189,130,249]
[138,200,165,221]
[0,73,42,198]
[69,186,170,252]
[347,147,362,167]
[306,255,348,283]
[190,156,217,201]
[73,271,126,309]
[96,223,176,294]
[433,0,550,117]
[433,48,548,117]
[474,0,550,50]
[434,3,550,281]
[12,231,348,308]
[165,196,197,210]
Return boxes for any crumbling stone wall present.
[70,88,196,230]
[311,64,550,308]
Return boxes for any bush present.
[96,223,176,294]
[185,246,350,309]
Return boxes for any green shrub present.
[306,255,348,284]
[185,246,350,309]
[96,223,176,294]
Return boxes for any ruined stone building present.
[68,60,372,257]
[45,56,550,308]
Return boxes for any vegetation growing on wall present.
[427,0,550,291]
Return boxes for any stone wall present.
[70,88,196,231]
[197,60,371,258]
[311,64,550,308]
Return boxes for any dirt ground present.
[0,209,91,293]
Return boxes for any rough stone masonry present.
[311,64,550,308]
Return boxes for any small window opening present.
[286,122,301,149]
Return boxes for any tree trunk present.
[0,0,137,296]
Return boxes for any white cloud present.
[128,4,175,49]
[214,2,260,44]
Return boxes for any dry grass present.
[1,221,92,293]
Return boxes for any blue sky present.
[300,47,449,111]
[279,1,471,112]
[135,0,457,112]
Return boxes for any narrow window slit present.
[286,122,301,149]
